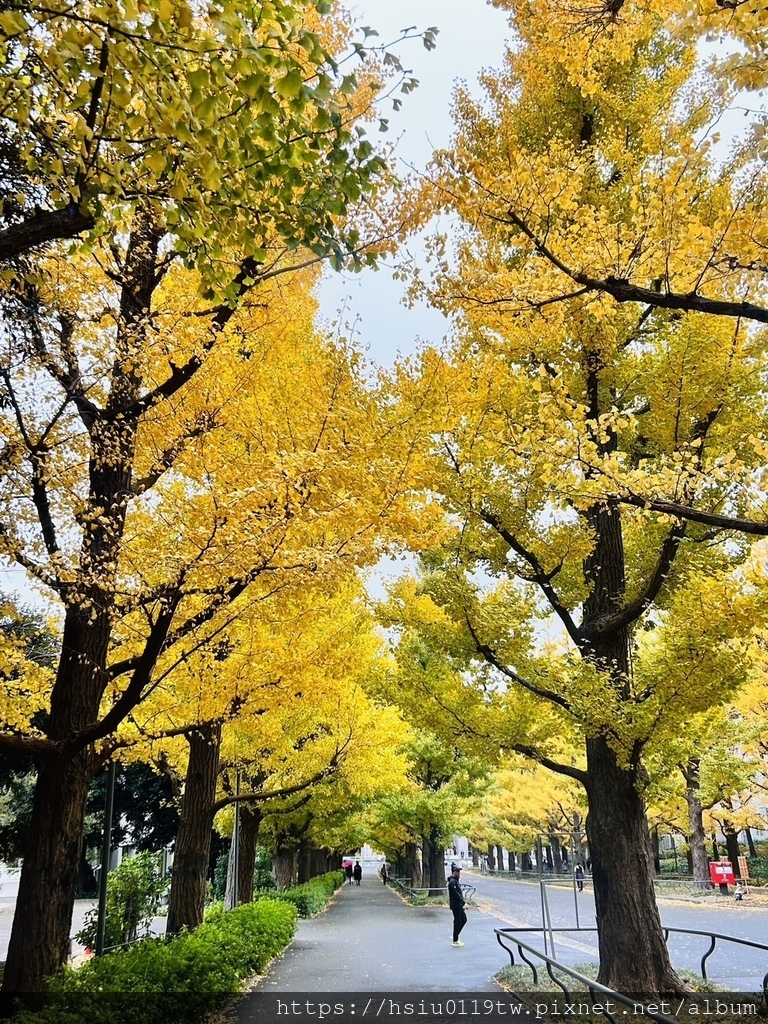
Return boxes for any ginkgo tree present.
[0,0,439,979]
[391,1,768,992]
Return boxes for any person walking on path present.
[575,863,584,892]
[379,862,388,886]
[448,862,467,947]
[345,862,354,885]
[353,861,362,886]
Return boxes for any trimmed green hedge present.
[270,870,345,917]
[10,899,297,1024]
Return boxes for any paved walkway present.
[236,880,515,1021]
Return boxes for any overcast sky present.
[318,0,513,367]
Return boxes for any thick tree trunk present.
[496,845,506,872]
[310,847,328,878]
[225,807,261,910]
[297,839,312,884]
[237,805,260,903]
[486,845,495,871]
[682,759,711,888]
[404,842,422,888]
[586,735,686,994]
[470,845,479,868]
[273,849,296,889]
[2,751,93,996]
[508,850,517,872]
[521,851,533,871]
[423,827,446,895]
[167,723,222,934]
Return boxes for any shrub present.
[76,852,165,951]
[272,870,344,917]
[10,899,297,1024]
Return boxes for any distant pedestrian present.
[353,861,362,886]
[448,862,467,947]
[379,862,388,886]
[575,863,584,892]
[345,862,353,885]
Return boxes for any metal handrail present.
[495,929,679,1024]
[391,877,476,901]
[496,925,768,1021]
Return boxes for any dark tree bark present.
[470,845,479,868]
[496,845,506,872]
[711,835,720,860]
[521,851,533,871]
[508,850,517,872]
[745,828,757,858]
[237,805,261,903]
[486,845,495,871]
[422,826,446,895]
[651,827,661,876]
[166,722,222,934]
[403,842,422,887]
[586,735,684,993]
[681,759,711,888]
[273,848,296,889]
[297,839,312,884]
[310,845,328,879]
[550,835,563,875]
[2,750,94,997]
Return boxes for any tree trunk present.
[423,826,446,895]
[572,812,586,866]
[297,839,312,884]
[167,723,222,934]
[470,845,479,868]
[651,826,661,876]
[273,849,296,889]
[508,850,517,872]
[711,835,720,860]
[586,734,686,994]
[1,214,166,999]
[496,845,506,872]
[745,827,757,858]
[521,851,533,871]
[404,842,422,888]
[1,750,94,996]
[682,759,711,888]
[237,805,261,903]
[550,835,563,875]
[224,808,261,910]
[486,845,495,871]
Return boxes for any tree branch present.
[477,506,584,647]
[464,613,573,713]
[609,493,768,535]
[510,743,588,785]
[505,207,768,325]
[0,204,95,263]
[589,520,687,638]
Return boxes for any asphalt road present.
[468,873,768,991]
